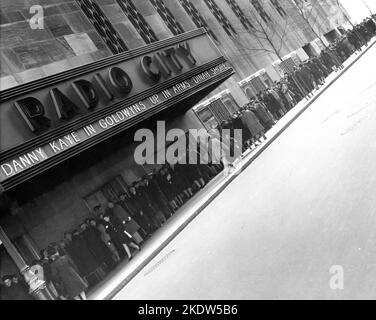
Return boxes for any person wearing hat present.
[138,176,167,225]
[241,106,266,147]
[135,180,163,228]
[128,183,159,234]
[64,230,99,282]
[101,213,140,261]
[93,206,122,263]
[250,99,274,132]
[0,274,33,300]
[1,275,13,300]
[80,219,117,273]
[156,165,182,210]
[147,173,175,219]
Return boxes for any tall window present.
[178,0,219,42]
[225,0,253,31]
[251,0,272,23]
[76,0,128,54]
[150,0,185,36]
[116,0,159,44]
[203,0,238,37]
[270,0,287,17]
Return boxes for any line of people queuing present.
[211,18,376,163]
[29,159,223,299]
[2,18,375,300]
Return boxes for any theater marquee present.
[0,29,234,190]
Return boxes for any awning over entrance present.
[0,29,234,192]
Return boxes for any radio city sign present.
[12,42,197,134]
[0,31,232,184]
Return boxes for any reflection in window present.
[222,94,240,115]
[251,0,272,23]
[196,107,220,130]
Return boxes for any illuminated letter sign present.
[108,67,133,95]
[14,97,51,133]
[141,56,161,82]
[164,48,183,71]
[50,88,81,120]
[177,43,197,66]
[72,79,99,110]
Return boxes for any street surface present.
[114,44,376,300]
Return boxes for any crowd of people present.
[25,160,223,300]
[215,18,376,153]
[0,274,34,300]
[1,18,375,300]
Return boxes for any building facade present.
[0,0,348,299]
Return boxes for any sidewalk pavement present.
[88,38,376,300]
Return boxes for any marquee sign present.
[0,29,234,189]
[0,63,231,182]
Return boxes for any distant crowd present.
[215,17,376,153]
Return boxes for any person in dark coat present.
[178,164,197,196]
[90,213,121,263]
[0,275,33,300]
[118,193,148,239]
[80,221,116,272]
[1,275,14,300]
[167,166,189,202]
[306,61,321,89]
[101,213,140,261]
[264,90,283,120]
[153,170,183,216]
[137,179,167,225]
[241,107,266,144]
[184,149,206,190]
[118,190,139,218]
[155,167,181,210]
[48,247,88,300]
[109,200,144,243]
[230,113,251,152]
[64,231,99,278]
[250,99,274,131]
[293,66,312,100]
[300,63,315,91]
[320,50,335,71]
[126,186,156,235]
[284,73,303,102]
[134,182,162,229]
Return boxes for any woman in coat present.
[48,248,88,300]
[250,100,274,131]
[241,106,266,145]
[64,231,99,278]
[280,79,296,109]
[81,221,117,272]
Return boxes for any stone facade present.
[0,0,348,250]
[1,0,347,100]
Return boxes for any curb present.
[90,39,376,300]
